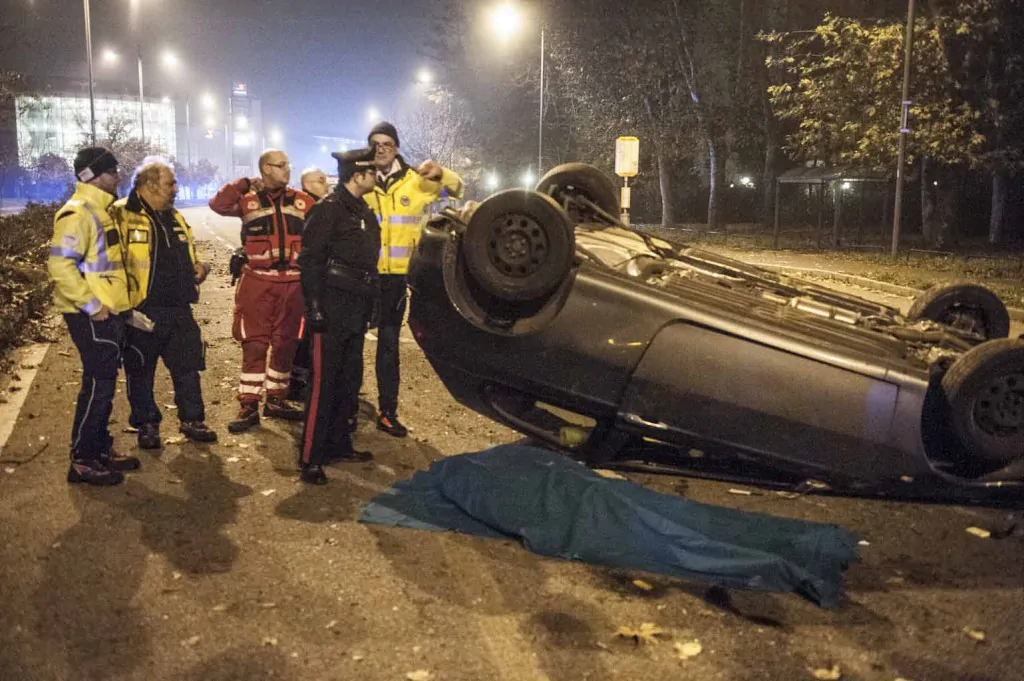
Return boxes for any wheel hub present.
[486,214,549,278]
[942,306,986,337]
[974,371,1024,435]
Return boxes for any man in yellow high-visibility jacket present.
[47,146,139,486]
[364,121,463,438]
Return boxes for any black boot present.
[180,421,218,443]
[67,458,124,486]
[137,423,162,450]
[228,403,260,433]
[376,411,408,438]
[263,396,305,421]
[300,464,328,485]
[99,447,141,471]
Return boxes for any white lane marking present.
[0,343,51,457]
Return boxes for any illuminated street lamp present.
[101,47,118,64]
[416,68,433,85]
[268,127,283,146]
[485,173,500,191]
[201,92,216,110]
[521,170,535,188]
[487,2,545,175]
[367,107,381,123]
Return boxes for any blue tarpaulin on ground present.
[359,445,859,607]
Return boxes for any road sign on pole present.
[615,136,639,178]
[615,136,639,225]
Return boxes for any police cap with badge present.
[73,146,119,183]
[331,147,376,179]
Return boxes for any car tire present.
[908,281,1010,340]
[941,339,1024,462]
[535,163,619,223]
[462,189,575,302]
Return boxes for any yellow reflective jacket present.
[364,158,464,274]
[48,182,130,315]
[111,192,201,308]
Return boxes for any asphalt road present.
[0,206,1020,681]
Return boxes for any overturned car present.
[407,163,1024,506]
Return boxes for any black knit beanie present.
[367,121,399,147]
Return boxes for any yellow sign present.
[615,136,639,177]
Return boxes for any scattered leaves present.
[615,622,665,645]
[962,627,986,642]
[182,635,201,647]
[261,489,276,497]
[595,469,627,480]
[728,488,756,496]
[405,671,433,681]
[674,640,702,660]
[965,527,991,539]
[810,664,842,680]
[164,436,186,445]
[3,467,15,474]
[262,637,278,647]
[211,604,228,612]
[632,579,654,592]
[226,456,240,463]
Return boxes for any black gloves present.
[228,248,248,285]
[307,300,328,333]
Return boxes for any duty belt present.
[326,258,380,293]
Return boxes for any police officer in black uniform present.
[296,147,380,485]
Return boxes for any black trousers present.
[375,273,407,415]
[64,312,125,461]
[299,293,370,467]
[123,306,206,427]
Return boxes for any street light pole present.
[538,27,544,177]
[83,0,96,143]
[137,48,146,142]
[185,94,192,169]
[891,0,917,258]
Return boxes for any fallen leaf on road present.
[728,488,756,496]
[810,664,842,680]
[3,467,15,475]
[858,540,871,546]
[238,443,250,449]
[595,641,610,650]
[261,489,276,497]
[900,475,914,483]
[962,627,985,642]
[211,604,228,612]
[406,671,433,681]
[122,427,139,433]
[164,436,185,445]
[616,622,665,645]
[58,350,72,357]
[965,527,991,539]
[260,602,277,609]
[595,469,627,480]
[164,404,177,410]
[674,640,702,660]
[182,635,200,647]
[351,654,365,661]
[226,456,240,463]
[262,637,278,647]
[172,571,182,580]
[632,579,654,591]
[325,620,338,630]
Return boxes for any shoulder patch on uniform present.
[56,210,75,222]
[61,234,79,248]
[400,196,411,207]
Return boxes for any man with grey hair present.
[113,160,218,450]
[300,167,330,201]
[210,149,315,432]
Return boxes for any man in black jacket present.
[296,148,380,485]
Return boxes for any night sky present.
[2,0,436,165]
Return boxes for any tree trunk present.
[657,148,675,228]
[920,156,937,246]
[707,136,723,233]
[934,167,960,248]
[989,169,1007,245]
[761,123,778,228]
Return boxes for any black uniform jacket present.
[298,185,382,333]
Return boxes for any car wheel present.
[535,162,619,224]
[462,189,574,302]
[942,339,1024,462]
[908,282,1010,340]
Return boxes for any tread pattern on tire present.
[908,281,1010,340]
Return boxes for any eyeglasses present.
[266,162,291,170]
[373,142,396,151]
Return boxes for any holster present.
[229,248,248,285]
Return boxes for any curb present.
[760,264,1024,323]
